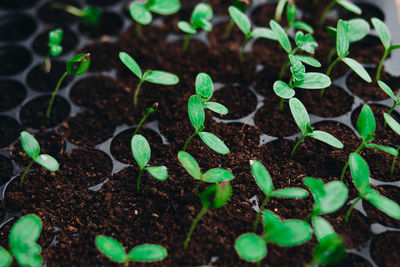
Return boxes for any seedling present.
[340,104,398,181]
[371,17,400,81]
[184,182,232,249]
[131,134,168,190]
[379,81,400,123]
[0,214,43,267]
[235,210,312,265]
[46,53,90,118]
[95,236,166,266]
[42,28,63,73]
[289,98,344,156]
[178,151,233,194]
[319,0,362,27]
[308,234,345,267]
[19,131,59,188]
[383,113,400,174]
[119,52,179,108]
[133,102,158,136]
[183,73,229,154]
[251,160,308,231]
[275,0,314,34]
[129,0,181,38]
[177,3,213,52]
[225,0,250,38]
[346,153,400,222]
[52,3,101,26]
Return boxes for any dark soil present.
[0,14,37,42]
[0,79,27,112]
[77,11,123,38]
[37,0,81,25]
[371,231,400,266]
[0,45,32,76]
[26,61,73,92]
[0,116,21,148]
[32,27,79,56]
[78,41,118,72]
[0,155,13,185]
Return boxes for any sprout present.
[52,3,101,25]
[383,113,400,174]
[178,151,233,194]
[371,17,400,81]
[225,0,250,38]
[347,153,400,222]
[340,104,398,181]
[46,53,91,118]
[129,0,181,38]
[319,0,362,27]
[235,210,312,265]
[19,131,59,188]
[251,160,308,231]
[309,234,345,267]
[275,0,314,34]
[183,73,229,153]
[43,28,63,73]
[131,134,168,191]
[184,182,232,250]
[133,103,158,136]
[95,235,167,265]
[0,214,43,267]
[177,3,213,52]
[379,81,400,123]
[119,52,179,108]
[289,98,344,156]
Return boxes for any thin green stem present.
[275,0,287,21]
[133,79,145,109]
[133,105,157,136]
[46,71,68,118]
[136,23,142,39]
[20,159,35,188]
[124,260,129,267]
[194,178,203,195]
[327,47,336,64]
[345,196,361,223]
[183,130,200,151]
[52,3,85,17]
[137,168,144,191]
[376,49,389,81]
[321,55,342,96]
[279,98,285,111]
[340,143,364,181]
[184,207,207,250]
[240,37,250,63]
[183,34,192,53]
[319,0,336,27]
[391,146,400,175]
[256,260,261,267]
[253,196,270,232]
[291,134,306,157]
[224,19,235,39]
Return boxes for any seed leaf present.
[371,17,391,49]
[295,55,321,68]
[49,45,63,57]
[286,4,296,26]
[177,151,201,180]
[49,28,63,44]
[365,191,400,219]
[312,235,345,265]
[13,243,42,267]
[378,81,396,100]
[202,168,233,183]
[146,166,168,181]
[128,244,167,262]
[235,233,267,262]
[304,177,326,199]
[177,21,197,34]
[273,80,295,99]
[0,247,12,267]
[229,6,251,35]
[357,104,376,140]
[119,52,142,79]
[312,216,335,241]
[95,236,127,263]
[342,57,372,83]
[270,188,308,199]
[267,220,312,246]
[290,55,306,82]
[195,72,213,100]
[337,20,349,57]
[199,132,230,154]
[337,0,362,15]
[251,28,277,40]
[66,53,90,75]
[34,154,59,172]
[270,20,291,53]
[201,183,232,210]
[148,0,181,15]
[289,98,310,133]
[10,214,42,251]
[130,2,152,25]
[347,18,370,43]
[20,131,40,158]
[366,144,398,156]
[384,113,400,135]
[131,134,151,169]
[293,72,331,89]
[349,153,371,195]
[316,181,348,214]
[143,70,179,85]
[191,3,213,30]
[203,102,228,115]
[250,160,274,196]
[295,32,318,54]
[293,21,314,34]
[188,95,205,131]
[308,130,344,149]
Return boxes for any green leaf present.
[202,168,233,183]
[131,134,151,169]
[303,177,326,199]
[267,220,312,246]
[293,72,332,89]
[203,102,228,115]
[119,52,142,79]
[349,153,371,194]
[388,44,400,53]
[289,54,305,82]
[251,28,277,40]
[273,80,295,99]
[130,2,152,25]
[228,6,251,35]
[270,20,292,53]
[384,113,400,136]
[177,21,197,34]
[148,0,181,15]
[295,55,321,68]
[34,154,59,172]
[357,104,376,140]
[10,214,42,252]
[199,132,230,154]
[342,57,372,83]
[312,216,335,241]
[188,95,205,131]
[365,191,400,219]
[49,28,63,44]
[191,3,213,30]
[143,70,179,85]
[289,97,310,133]
[286,3,296,26]
[20,131,40,158]
[371,17,391,49]
[336,20,349,57]
[312,235,345,265]
[49,45,63,57]
[378,81,396,100]
[308,130,344,149]
[250,160,274,196]
[337,0,362,15]
[13,243,42,267]
[128,244,167,262]
[95,236,127,263]
[81,7,101,26]
[293,21,314,34]
[366,144,398,156]
[235,233,267,262]
[0,247,12,267]
[66,53,90,75]
[317,181,348,214]
[262,210,281,231]
[295,32,318,54]
[347,18,370,43]
[195,72,213,100]
[177,151,201,180]
[201,183,231,210]
[270,188,308,199]
[146,166,168,180]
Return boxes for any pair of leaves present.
[295,32,318,54]
[371,17,400,54]
[130,0,180,25]
[48,28,63,56]
[131,135,168,181]
[95,235,167,263]
[66,53,91,75]
[195,73,228,115]
[201,182,232,210]
[178,3,213,34]
[327,18,370,43]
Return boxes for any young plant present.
[340,104,398,180]
[235,210,312,265]
[225,0,250,38]
[0,214,43,267]
[129,0,181,38]
[319,0,362,27]
[177,3,213,52]
[251,160,308,231]
[52,3,101,25]
[184,182,232,249]
[383,113,400,174]
[133,103,158,136]
[289,98,344,157]
[347,153,400,222]
[183,73,229,153]
[19,131,59,188]
[119,52,179,108]
[46,53,91,118]
[43,28,63,73]
[371,17,400,81]
[308,233,345,267]
[379,81,400,122]
[131,134,168,191]
[275,0,314,34]
[95,235,167,266]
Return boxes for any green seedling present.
[129,0,181,38]
[371,17,400,81]
[308,234,345,267]
[0,214,43,267]
[289,98,344,156]
[235,210,312,265]
[95,236,166,266]
[52,3,101,25]
[19,131,59,188]
[184,182,232,249]
[133,102,158,136]
[131,134,168,191]
[119,52,179,108]
[225,0,250,38]
[178,3,213,52]
[347,153,400,222]
[319,0,362,27]
[43,28,63,73]
[251,160,308,231]
[340,104,398,180]
[383,113,400,174]
[275,0,314,34]
[183,73,229,153]
[379,82,400,124]
[46,53,90,118]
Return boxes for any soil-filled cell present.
[77,12,123,38]
[0,46,32,76]
[37,0,81,25]
[371,231,400,266]
[0,155,13,185]
[0,79,27,112]
[0,116,21,148]
[0,14,37,41]
[0,0,38,9]
[26,61,73,92]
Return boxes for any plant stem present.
[345,196,361,223]
[340,143,364,181]
[291,134,306,157]
[46,71,68,118]
[183,130,200,151]
[133,104,157,136]
[253,196,270,232]
[321,55,342,96]
[275,0,287,21]
[224,19,234,39]
[20,159,34,188]
[137,168,144,191]
[391,146,400,175]
[184,207,207,250]
[183,34,192,53]
[194,179,202,195]
[124,260,129,267]
[52,3,85,17]
[133,79,144,108]
[256,260,261,267]
[240,37,250,63]
[376,49,389,81]
[319,0,336,27]
[279,98,285,111]
[136,23,142,38]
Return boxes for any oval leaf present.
[66,53,90,75]
[95,236,126,263]
[308,130,344,149]
[270,19,291,53]
[378,80,396,100]
[371,17,391,49]
[128,244,167,262]
[318,181,348,214]
[228,6,251,35]
[130,2,152,25]
[312,216,335,241]
[119,52,142,79]
[144,70,179,85]
[250,160,273,196]
[9,214,42,250]
[251,27,277,40]
[273,80,295,99]
[347,18,370,43]
[366,192,400,219]
[188,95,205,130]
[0,247,12,267]
[148,0,181,15]
[337,19,349,57]
[203,102,228,115]
[349,153,371,194]
[195,72,213,100]
[199,132,230,154]
[295,55,321,68]
[293,21,314,34]
[289,97,310,133]
[202,168,233,183]
[337,0,362,15]
[146,166,168,181]
[342,57,372,83]
[49,28,63,44]
[177,151,201,180]
[270,188,308,199]
[366,144,398,156]
[384,113,400,136]
[131,134,151,168]
[20,131,40,158]
[34,154,59,172]
[293,72,332,89]
[357,104,376,139]
[235,233,267,262]
[177,21,197,34]
[268,220,312,246]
